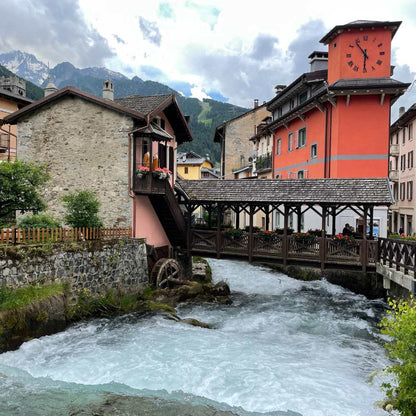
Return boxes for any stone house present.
[4,82,193,249]
[213,100,269,179]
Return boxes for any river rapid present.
[0,259,390,416]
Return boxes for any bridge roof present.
[178,178,393,205]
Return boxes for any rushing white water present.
[0,259,390,416]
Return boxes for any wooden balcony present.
[133,173,169,195]
[389,169,399,182]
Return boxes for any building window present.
[298,127,306,148]
[310,143,317,159]
[184,167,188,174]
[275,174,281,179]
[297,170,304,179]
[393,183,398,200]
[290,99,295,109]
[401,154,406,170]
[276,138,282,156]
[407,181,413,201]
[408,151,414,169]
[403,129,406,144]
[299,91,308,104]
[409,123,413,141]
[278,107,282,117]
[288,171,293,179]
[288,133,293,152]
[400,182,406,200]
[267,135,270,147]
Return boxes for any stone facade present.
[17,96,134,226]
[0,239,148,294]
[222,105,269,179]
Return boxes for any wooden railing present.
[378,237,416,275]
[191,229,378,269]
[0,226,132,245]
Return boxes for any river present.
[0,259,390,415]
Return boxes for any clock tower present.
[320,20,400,84]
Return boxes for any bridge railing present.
[191,228,377,269]
[378,237,416,275]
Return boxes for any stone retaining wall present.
[0,238,148,294]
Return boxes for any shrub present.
[18,213,61,229]
[380,297,416,415]
[62,190,103,228]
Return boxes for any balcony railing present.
[389,169,399,182]
[390,143,399,157]
[255,153,272,172]
[133,172,170,195]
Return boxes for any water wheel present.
[150,258,182,288]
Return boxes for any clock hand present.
[355,40,369,59]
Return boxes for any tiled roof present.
[0,89,32,106]
[329,78,409,91]
[115,94,172,116]
[178,178,393,205]
[390,104,416,133]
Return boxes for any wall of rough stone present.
[17,96,134,226]
[0,239,148,294]
[223,105,269,179]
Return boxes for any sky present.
[1,0,416,117]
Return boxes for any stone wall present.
[17,96,134,226]
[0,239,148,294]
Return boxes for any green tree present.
[62,190,103,228]
[380,297,416,415]
[0,160,49,221]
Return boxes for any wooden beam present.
[362,206,368,272]
[320,206,327,270]
[248,205,254,262]
[328,96,337,107]
[283,205,289,266]
[315,101,324,112]
[380,93,385,106]
[298,114,305,122]
[216,205,222,259]
[331,206,336,236]
[346,94,350,107]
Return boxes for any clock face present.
[344,35,386,74]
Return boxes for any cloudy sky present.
[1,0,416,116]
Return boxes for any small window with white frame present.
[310,143,317,159]
[298,127,306,148]
[409,123,413,141]
[288,132,293,152]
[276,138,282,156]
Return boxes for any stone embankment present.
[0,251,228,352]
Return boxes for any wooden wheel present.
[150,258,182,288]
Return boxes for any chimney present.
[399,106,406,117]
[274,84,286,95]
[308,51,328,72]
[102,79,114,101]
[44,80,58,97]
[254,99,259,108]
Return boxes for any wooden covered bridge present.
[176,178,393,271]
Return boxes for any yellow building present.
[177,151,217,179]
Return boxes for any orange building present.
[268,21,409,181]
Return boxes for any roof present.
[390,104,416,133]
[177,151,213,167]
[329,78,410,91]
[115,94,172,116]
[178,178,393,205]
[131,121,173,141]
[3,86,193,144]
[320,20,402,44]
[4,85,147,124]
[0,89,32,106]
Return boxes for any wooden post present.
[283,205,289,266]
[320,206,327,270]
[265,206,270,231]
[369,206,374,239]
[208,208,212,229]
[297,206,302,233]
[331,206,336,236]
[362,206,368,272]
[235,206,240,230]
[248,205,254,262]
[216,205,222,259]
[186,206,192,254]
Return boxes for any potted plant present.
[333,233,356,247]
[136,165,149,179]
[293,232,315,245]
[222,228,243,239]
[258,230,276,241]
[153,167,172,180]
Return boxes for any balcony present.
[390,143,399,157]
[389,169,399,182]
[255,153,272,173]
[133,172,171,195]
